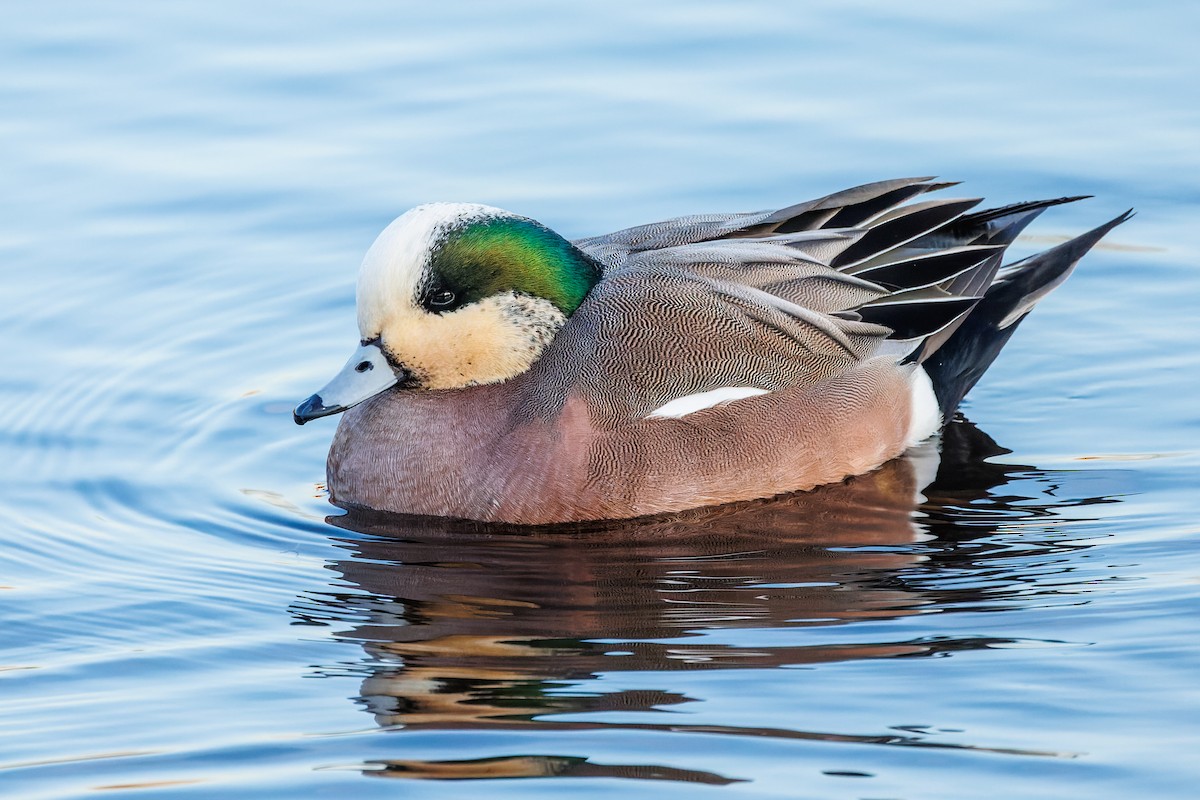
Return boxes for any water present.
[3,1,1199,797]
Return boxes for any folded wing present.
[546,179,1125,425]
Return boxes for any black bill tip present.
[293,393,345,425]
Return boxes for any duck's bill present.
[294,341,401,425]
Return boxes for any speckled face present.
[355,203,600,390]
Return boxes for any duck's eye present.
[428,289,456,309]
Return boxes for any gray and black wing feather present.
[557,179,1127,424]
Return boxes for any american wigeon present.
[295,177,1128,524]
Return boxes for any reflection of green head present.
[427,216,601,315]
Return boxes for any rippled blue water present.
[3,2,1199,797]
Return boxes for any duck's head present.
[294,203,600,424]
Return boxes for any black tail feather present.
[923,210,1133,416]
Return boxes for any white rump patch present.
[906,366,942,447]
[645,387,770,420]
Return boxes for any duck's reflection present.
[295,419,1118,783]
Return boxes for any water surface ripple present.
[3,1,1199,798]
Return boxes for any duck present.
[295,177,1129,525]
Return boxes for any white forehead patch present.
[355,202,507,337]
